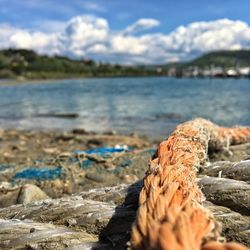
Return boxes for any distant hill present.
[178,50,250,69]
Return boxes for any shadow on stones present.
[99,180,143,249]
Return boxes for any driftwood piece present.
[0,204,249,249]
[79,181,142,207]
[202,160,250,183]
[0,194,135,249]
[1,177,249,225]
[0,219,98,250]
[199,177,250,215]
[66,242,111,250]
[204,202,250,247]
[1,176,249,217]
[0,178,250,247]
[201,161,234,176]
[81,177,250,216]
[0,196,136,248]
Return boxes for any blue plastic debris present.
[13,167,62,180]
[74,146,132,157]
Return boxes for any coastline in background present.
[0,49,250,81]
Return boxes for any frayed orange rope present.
[131,118,250,250]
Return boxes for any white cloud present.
[0,17,250,64]
[59,16,109,57]
[122,18,160,34]
[111,35,147,55]
[168,19,250,54]
[86,44,107,54]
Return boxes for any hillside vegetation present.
[0,48,250,80]
[0,49,157,79]
[185,50,250,68]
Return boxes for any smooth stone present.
[17,184,49,204]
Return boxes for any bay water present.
[0,77,249,139]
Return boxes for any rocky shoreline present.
[0,128,156,199]
[0,128,249,249]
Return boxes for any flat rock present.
[0,219,98,249]
[199,177,250,215]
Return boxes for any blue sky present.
[0,0,249,32]
[0,0,250,64]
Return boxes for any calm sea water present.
[0,77,249,139]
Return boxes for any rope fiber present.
[131,118,250,250]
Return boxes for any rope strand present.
[131,118,250,250]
